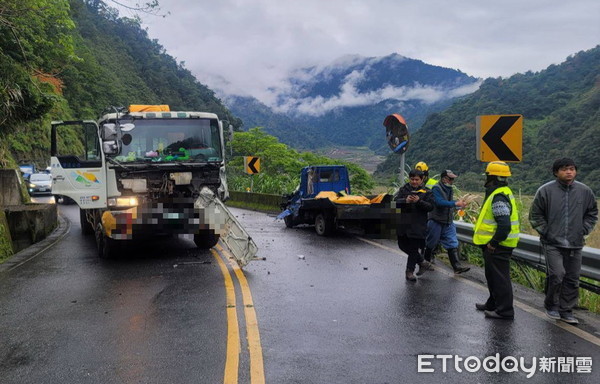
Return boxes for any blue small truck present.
[278,165,394,236]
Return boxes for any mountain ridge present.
[376,45,600,194]
[225,53,480,153]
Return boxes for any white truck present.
[50,105,257,266]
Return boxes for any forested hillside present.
[0,0,240,169]
[375,46,600,194]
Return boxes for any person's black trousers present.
[398,235,425,272]
[483,246,514,317]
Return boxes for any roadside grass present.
[460,243,600,315]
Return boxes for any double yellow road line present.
[212,244,265,384]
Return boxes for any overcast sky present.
[124,0,599,106]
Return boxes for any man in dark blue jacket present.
[424,169,470,274]
[530,158,598,325]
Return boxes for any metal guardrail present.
[455,221,600,291]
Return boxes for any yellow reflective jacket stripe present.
[473,186,520,247]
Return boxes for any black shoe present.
[475,303,488,311]
[447,248,469,274]
[454,266,470,274]
[416,260,433,276]
[484,310,514,320]
[559,313,579,325]
[405,271,417,281]
[545,309,560,320]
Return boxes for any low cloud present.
[270,68,482,116]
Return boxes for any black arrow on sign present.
[482,115,520,161]
[248,157,259,173]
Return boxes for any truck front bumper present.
[102,203,209,240]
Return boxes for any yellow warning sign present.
[476,115,523,162]
[244,156,260,174]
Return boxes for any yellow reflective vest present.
[425,178,438,188]
[473,186,520,247]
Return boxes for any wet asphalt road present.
[1,200,599,383]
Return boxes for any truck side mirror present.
[102,123,117,140]
[103,140,119,155]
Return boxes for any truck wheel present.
[95,223,116,259]
[80,208,93,235]
[194,232,220,249]
[314,214,334,236]
[284,215,294,228]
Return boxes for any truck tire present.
[80,208,93,235]
[194,231,220,249]
[284,214,294,228]
[314,213,334,236]
[95,223,116,259]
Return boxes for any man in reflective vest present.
[473,162,520,320]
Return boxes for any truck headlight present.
[108,196,139,207]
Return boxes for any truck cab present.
[50,105,257,265]
[286,165,350,202]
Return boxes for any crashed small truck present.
[278,165,396,236]
[50,105,257,266]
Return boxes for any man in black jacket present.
[395,169,435,281]
[530,158,598,325]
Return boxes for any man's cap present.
[441,169,457,179]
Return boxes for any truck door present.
[50,120,108,209]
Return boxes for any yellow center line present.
[217,244,266,384]
[212,249,240,384]
[356,236,600,347]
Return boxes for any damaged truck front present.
[50,105,257,266]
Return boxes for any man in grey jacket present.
[529,158,598,325]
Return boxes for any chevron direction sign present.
[244,156,261,174]
[476,115,523,162]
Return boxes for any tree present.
[228,127,374,194]
[0,0,76,128]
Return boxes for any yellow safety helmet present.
[415,161,429,172]
[485,161,511,177]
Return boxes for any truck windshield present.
[112,118,222,163]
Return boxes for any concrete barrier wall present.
[0,169,24,206]
[4,204,58,253]
[228,191,282,212]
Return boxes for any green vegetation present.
[1,0,242,169]
[0,210,13,261]
[227,128,375,195]
[376,45,600,194]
